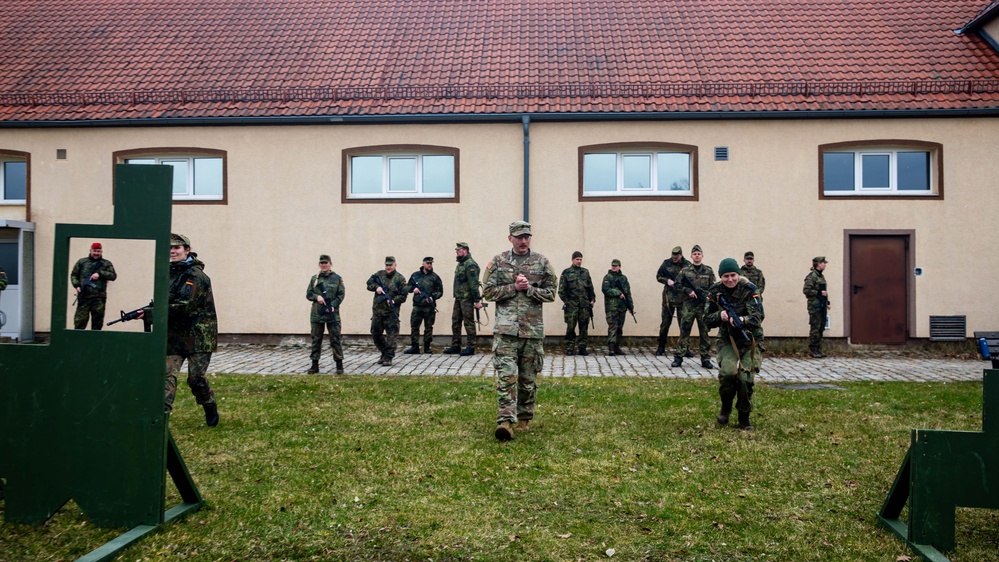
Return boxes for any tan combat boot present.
[515,419,530,432]
[495,421,514,441]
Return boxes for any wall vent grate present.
[714,146,729,161]
[929,315,966,341]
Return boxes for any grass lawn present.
[1,373,997,561]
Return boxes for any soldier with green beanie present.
[740,251,766,296]
[558,250,595,356]
[444,242,483,356]
[673,245,716,369]
[405,256,444,354]
[138,233,219,426]
[367,256,408,367]
[705,258,764,430]
[70,242,117,330]
[306,254,345,374]
[483,221,557,441]
[602,258,634,356]
[656,246,691,356]
[802,256,830,358]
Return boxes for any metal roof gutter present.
[2,108,999,128]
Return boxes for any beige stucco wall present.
[1,117,997,340]
[983,18,999,47]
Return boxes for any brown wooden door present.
[849,236,908,344]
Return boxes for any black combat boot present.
[578,346,589,356]
[459,346,475,356]
[307,360,320,374]
[607,346,616,356]
[717,400,733,425]
[566,347,575,356]
[701,357,714,369]
[685,350,694,358]
[335,360,344,374]
[203,402,219,427]
[443,345,461,354]
[738,411,754,431]
[424,343,433,354]
[614,344,626,355]
[655,343,666,356]
[670,355,683,367]
[403,345,420,354]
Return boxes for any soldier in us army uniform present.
[405,256,444,354]
[602,259,634,356]
[802,256,830,358]
[483,221,557,441]
[705,258,764,430]
[673,245,716,369]
[656,246,691,356]
[558,251,595,356]
[444,242,483,356]
[138,233,219,426]
[740,251,766,296]
[306,254,345,374]
[366,256,408,367]
[70,242,117,330]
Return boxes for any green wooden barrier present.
[0,165,203,561]
[878,369,998,561]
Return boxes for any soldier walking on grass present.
[558,251,595,356]
[367,256,408,366]
[306,254,345,374]
[405,257,444,354]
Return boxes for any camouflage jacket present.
[558,265,595,310]
[71,256,117,298]
[802,268,827,309]
[705,278,764,342]
[740,264,766,294]
[483,249,557,339]
[0,267,6,291]
[656,257,691,305]
[678,263,715,306]
[453,254,481,302]
[366,270,408,314]
[407,268,444,309]
[601,270,634,313]
[307,270,345,323]
[163,254,218,355]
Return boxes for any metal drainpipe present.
[522,114,530,222]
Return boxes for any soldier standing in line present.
[444,242,483,356]
[0,265,7,291]
[137,233,219,426]
[673,245,716,369]
[558,250,595,356]
[705,258,764,430]
[602,258,634,356]
[483,221,556,441]
[70,242,117,330]
[404,256,444,354]
[655,246,691,356]
[803,256,830,358]
[366,256,408,366]
[740,251,766,296]
[306,254,345,374]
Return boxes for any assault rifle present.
[107,300,154,332]
[816,282,829,311]
[413,279,438,312]
[373,274,396,310]
[681,275,706,305]
[475,302,490,326]
[315,282,336,318]
[609,276,637,323]
[717,294,750,342]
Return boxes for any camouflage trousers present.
[563,304,591,350]
[606,309,626,346]
[371,310,401,359]
[678,305,711,358]
[808,308,826,349]
[410,306,436,347]
[658,301,682,347]
[74,297,106,330]
[493,334,544,424]
[165,352,215,413]
[311,320,343,361]
[450,299,477,347]
[717,336,762,413]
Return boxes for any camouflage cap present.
[744,251,755,259]
[319,254,331,263]
[423,256,434,263]
[385,256,396,264]
[509,221,532,236]
[671,246,682,255]
[813,256,828,264]
[719,258,740,275]
[691,244,702,253]
[455,242,469,250]
[170,233,191,247]
[572,251,583,259]
[611,258,621,266]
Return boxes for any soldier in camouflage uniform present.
[602,259,634,356]
[70,242,117,330]
[445,242,483,356]
[740,251,766,297]
[558,251,595,356]
[705,258,764,430]
[306,254,345,374]
[483,221,556,441]
[802,256,830,358]
[0,266,7,291]
[405,257,444,354]
[656,246,691,356]
[366,256,408,367]
[673,245,716,369]
[139,233,219,426]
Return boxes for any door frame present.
[843,229,915,343]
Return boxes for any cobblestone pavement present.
[207,340,987,383]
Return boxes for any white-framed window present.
[124,156,224,201]
[579,143,697,200]
[1,155,27,204]
[820,141,941,198]
[345,146,457,200]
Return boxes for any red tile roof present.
[1,0,998,122]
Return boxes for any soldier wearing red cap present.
[70,242,117,330]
